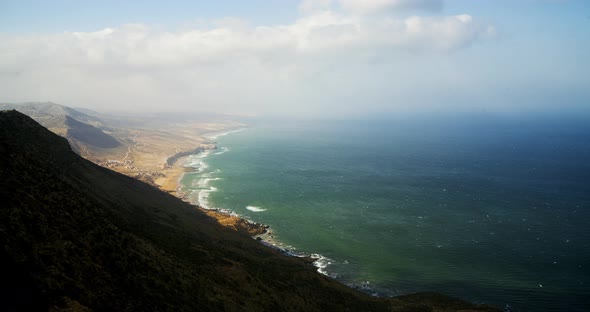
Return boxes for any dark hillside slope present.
[64,115,119,148]
[0,102,119,150]
[0,110,497,311]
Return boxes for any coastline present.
[154,126,246,195]
[146,125,502,310]
[154,127,275,237]
[154,164,187,195]
[154,127,320,265]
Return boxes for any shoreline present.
[154,127,273,234]
[152,126,501,310]
[154,127,322,266]
[154,127,401,296]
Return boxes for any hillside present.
[0,102,238,189]
[0,102,119,151]
[0,110,498,311]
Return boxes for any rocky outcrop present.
[165,146,207,166]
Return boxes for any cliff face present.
[0,110,498,311]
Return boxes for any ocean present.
[180,114,590,311]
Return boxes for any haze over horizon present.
[1,0,589,118]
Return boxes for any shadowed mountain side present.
[0,110,498,312]
[0,102,102,125]
[64,115,119,148]
[0,102,120,149]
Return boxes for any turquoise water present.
[180,116,590,311]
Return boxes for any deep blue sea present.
[180,114,590,311]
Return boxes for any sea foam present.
[182,152,219,209]
[311,254,334,276]
[206,128,245,140]
[213,147,230,156]
[246,206,267,212]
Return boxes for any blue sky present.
[1,0,589,117]
[1,1,300,32]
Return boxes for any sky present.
[1,0,589,118]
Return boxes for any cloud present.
[301,0,443,14]
[0,8,493,116]
[339,0,443,14]
[0,12,490,67]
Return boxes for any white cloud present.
[301,0,443,14]
[0,8,493,116]
[0,12,489,66]
[339,0,443,14]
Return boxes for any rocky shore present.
[165,146,209,166]
[157,150,317,266]
[201,208,269,236]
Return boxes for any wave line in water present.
[182,151,219,209]
[310,254,334,276]
[206,128,246,140]
[246,206,267,212]
[213,147,230,156]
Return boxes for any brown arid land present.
[84,117,263,234]
[85,120,229,186]
[0,102,265,237]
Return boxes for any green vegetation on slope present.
[0,110,498,312]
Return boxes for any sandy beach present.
[153,154,273,237]
[154,164,187,195]
[74,116,267,237]
[148,127,273,236]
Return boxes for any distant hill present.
[0,102,119,150]
[0,110,499,311]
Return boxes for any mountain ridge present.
[0,102,120,151]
